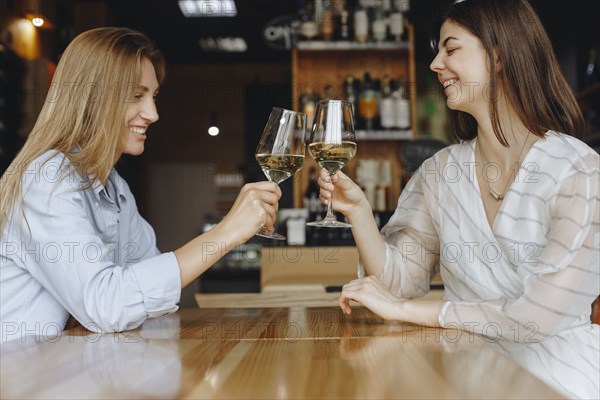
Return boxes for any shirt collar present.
[90,169,127,204]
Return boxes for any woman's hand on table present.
[339,276,405,320]
[339,276,445,326]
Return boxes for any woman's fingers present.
[257,201,276,230]
[230,182,282,231]
[339,279,366,315]
[339,276,401,319]
[317,175,335,191]
[339,294,353,315]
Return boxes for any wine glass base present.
[255,228,286,240]
[306,220,352,228]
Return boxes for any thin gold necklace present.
[478,134,530,201]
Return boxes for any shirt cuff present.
[130,252,181,318]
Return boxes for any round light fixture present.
[208,126,220,136]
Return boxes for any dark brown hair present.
[432,0,585,145]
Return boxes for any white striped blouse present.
[360,130,599,396]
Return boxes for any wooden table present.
[0,307,564,399]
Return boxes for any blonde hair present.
[0,27,165,232]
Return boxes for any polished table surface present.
[1,307,565,399]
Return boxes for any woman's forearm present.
[399,300,445,327]
[174,223,243,288]
[347,199,388,277]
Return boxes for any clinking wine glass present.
[306,100,357,228]
[255,107,306,240]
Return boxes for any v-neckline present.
[471,135,544,235]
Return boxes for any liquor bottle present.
[344,75,358,117]
[394,77,410,130]
[358,72,378,131]
[330,0,347,40]
[303,166,322,214]
[301,87,320,129]
[373,77,382,129]
[380,75,394,129]
[353,2,369,43]
[371,5,386,42]
[382,0,392,40]
[299,0,319,40]
[320,0,335,41]
[339,10,350,40]
[389,0,404,42]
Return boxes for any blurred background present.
[1,0,598,305]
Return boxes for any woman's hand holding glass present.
[219,181,282,242]
[255,107,306,240]
[307,100,357,228]
[316,170,369,218]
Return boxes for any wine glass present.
[306,100,357,228]
[255,107,306,240]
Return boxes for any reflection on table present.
[2,307,586,399]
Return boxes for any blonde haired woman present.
[0,27,280,340]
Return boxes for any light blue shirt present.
[1,150,181,342]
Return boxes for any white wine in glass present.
[307,100,357,228]
[255,107,306,240]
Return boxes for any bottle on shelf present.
[381,0,392,40]
[330,0,348,40]
[358,72,378,131]
[353,1,369,43]
[388,0,404,42]
[319,0,335,41]
[393,77,411,130]
[344,74,359,120]
[371,5,386,43]
[303,166,323,215]
[380,75,395,129]
[299,0,319,40]
[300,86,320,129]
[373,77,382,129]
[339,9,351,40]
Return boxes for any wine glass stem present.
[325,173,337,221]
[268,181,280,230]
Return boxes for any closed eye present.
[446,48,458,55]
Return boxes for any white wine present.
[256,154,305,184]
[308,141,357,174]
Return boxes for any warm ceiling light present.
[178,0,237,17]
[208,126,220,136]
[25,13,54,29]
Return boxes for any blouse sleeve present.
[18,169,181,333]
[358,158,441,299]
[439,156,600,343]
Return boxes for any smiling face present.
[122,58,160,156]
[430,20,495,117]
